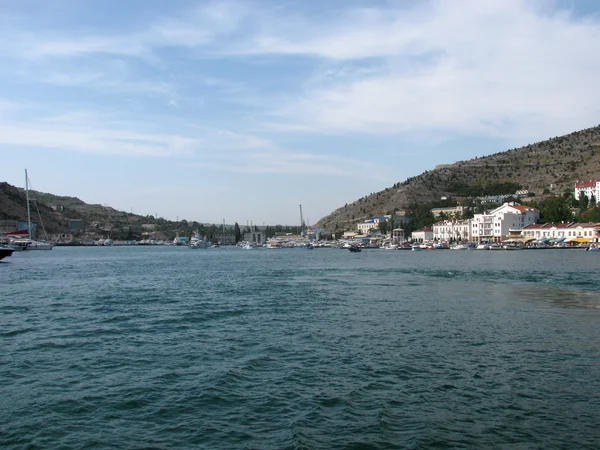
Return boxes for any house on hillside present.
[431,205,466,218]
[575,179,600,203]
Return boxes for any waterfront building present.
[411,227,433,242]
[391,228,405,243]
[521,222,600,243]
[574,179,600,203]
[357,216,390,234]
[433,219,472,242]
[212,232,237,245]
[243,231,266,245]
[471,202,539,242]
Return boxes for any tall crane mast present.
[299,204,304,233]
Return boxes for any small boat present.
[476,243,490,250]
[0,246,15,261]
[451,244,468,250]
[348,245,361,252]
[411,244,422,251]
[502,243,522,250]
[586,245,599,252]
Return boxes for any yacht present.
[189,232,209,249]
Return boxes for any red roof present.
[575,179,600,188]
[414,227,433,232]
[523,222,597,229]
[510,204,538,213]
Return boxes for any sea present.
[2,246,600,449]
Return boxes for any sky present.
[1,0,599,225]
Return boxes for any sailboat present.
[9,170,53,251]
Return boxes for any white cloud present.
[1,0,599,159]
[252,0,600,140]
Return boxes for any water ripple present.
[2,247,600,448]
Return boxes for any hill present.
[317,125,600,231]
[0,182,142,235]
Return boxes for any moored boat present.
[0,245,15,260]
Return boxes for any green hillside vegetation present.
[317,124,600,231]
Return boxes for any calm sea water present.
[2,246,600,449]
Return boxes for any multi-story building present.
[433,219,472,242]
[357,216,389,234]
[213,232,237,245]
[574,179,600,203]
[471,202,539,242]
[243,231,266,245]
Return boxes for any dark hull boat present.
[0,246,15,261]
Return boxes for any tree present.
[378,220,389,235]
[540,196,572,223]
[234,222,242,243]
[579,193,590,211]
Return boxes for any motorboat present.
[502,243,523,250]
[451,244,468,250]
[0,246,14,261]
[27,241,54,250]
[476,243,490,250]
[411,243,422,251]
[348,245,361,252]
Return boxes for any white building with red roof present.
[575,179,600,203]
[471,202,539,242]
[521,222,600,242]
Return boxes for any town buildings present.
[411,227,433,242]
[470,203,539,242]
[243,230,266,245]
[432,219,472,242]
[357,216,390,234]
[431,205,466,218]
[521,223,600,243]
[575,179,600,203]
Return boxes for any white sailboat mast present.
[25,169,32,238]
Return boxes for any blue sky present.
[1,0,599,225]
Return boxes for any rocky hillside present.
[317,125,600,231]
[0,183,141,234]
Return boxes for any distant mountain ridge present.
[317,125,600,231]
